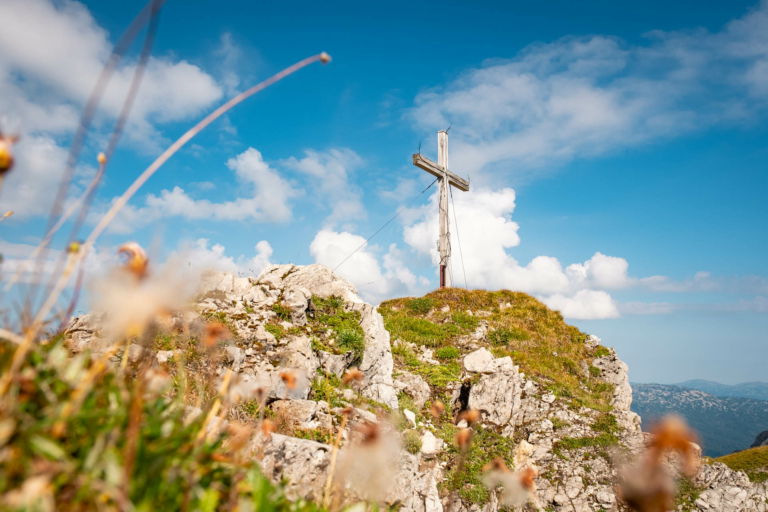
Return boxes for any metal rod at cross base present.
[412,130,470,289]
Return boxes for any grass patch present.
[451,311,479,330]
[675,476,703,512]
[265,323,284,341]
[307,296,365,362]
[435,346,460,361]
[407,297,435,314]
[488,326,530,345]
[553,433,619,459]
[294,428,332,445]
[404,430,423,454]
[272,301,292,322]
[441,424,517,504]
[591,413,619,434]
[381,288,616,413]
[714,445,768,483]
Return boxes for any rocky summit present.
[66,264,768,512]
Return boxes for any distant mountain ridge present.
[675,379,768,401]
[630,383,768,457]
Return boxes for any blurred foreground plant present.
[0,334,324,512]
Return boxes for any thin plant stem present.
[323,412,349,509]
[26,53,330,344]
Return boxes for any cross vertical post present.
[412,130,470,289]
[437,130,451,288]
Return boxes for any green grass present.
[440,424,517,504]
[553,433,619,459]
[404,430,423,454]
[675,476,703,512]
[714,445,768,483]
[307,296,366,362]
[435,346,460,361]
[381,288,616,412]
[0,338,325,512]
[265,323,284,341]
[407,297,435,314]
[272,302,292,322]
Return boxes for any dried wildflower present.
[455,427,473,450]
[67,241,81,254]
[118,242,149,279]
[260,418,276,438]
[482,457,510,473]
[204,322,230,348]
[456,408,481,425]
[342,367,364,386]
[226,422,252,453]
[0,131,19,175]
[320,52,332,64]
[1,211,12,220]
[279,370,297,390]
[356,421,380,445]
[483,466,537,507]
[338,420,400,502]
[97,152,107,166]
[430,401,445,419]
[617,415,700,512]
[341,406,355,417]
[648,415,699,476]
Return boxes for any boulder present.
[256,433,331,501]
[467,356,522,427]
[317,350,355,378]
[353,303,398,409]
[463,348,494,373]
[394,371,431,410]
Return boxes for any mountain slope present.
[677,379,768,401]
[631,383,768,457]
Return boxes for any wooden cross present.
[413,130,469,288]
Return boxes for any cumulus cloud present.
[409,3,768,182]
[0,0,223,218]
[309,229,426,304]
[283,149,366,228]
[170,238,273,277]
[402,188,633,319]
[98,147,298,233]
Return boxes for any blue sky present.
[1,0,767,384]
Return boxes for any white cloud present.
[309,229,426,304]
[408,3,768,182]
[99,147,298,232]
[542,290,619,320]
[0,0,224,218]
[283,149,366,228]
[171,238,273,278]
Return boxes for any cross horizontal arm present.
[412,153,469,192]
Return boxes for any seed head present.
[67,241,81,254]
[117,242,149,279]
[483,458,510,473]
[518,467,538,491]
[455,427,473,450]
[343,367,364,385]
[260,418,276,438]
[279,370,297,390]
[648,415,699,476]
[456,409,481,425]
[97,152,107,166]
[204,322,230,348]
[0,132,19,175]
[320,52,332,64]
[356,421,380,445]
[341,406,355,417]
[1,211,13,220]
[429,401,445,419]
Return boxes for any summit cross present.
[412,130,470,289]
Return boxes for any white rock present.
[404,409,417,428]
[394,371,432,410]
[463,348,494,372]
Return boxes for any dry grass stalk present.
[322,407,353,509]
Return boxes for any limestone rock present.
[420,431,444,458]
[258,264,362,304]
[463,348,494,373]
[317,350,355,378]
[256,433,331,501]
[394,371,431,410]
[467,356,522,426]
[353,303,398,409]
